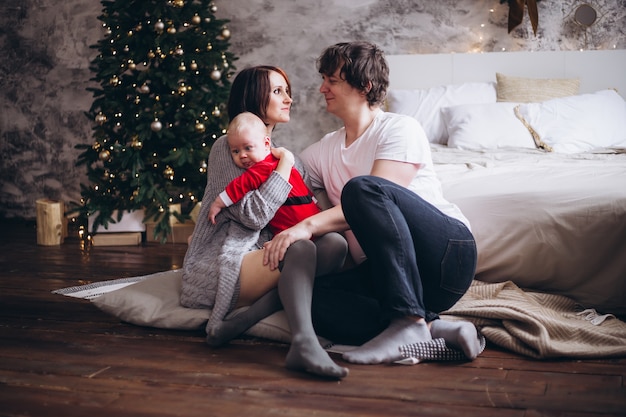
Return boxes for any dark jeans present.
[312,175,477,345]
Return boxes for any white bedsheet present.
[432,145,626,315]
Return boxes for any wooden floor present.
[1,220,625,417]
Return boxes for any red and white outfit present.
[219,154,320,235]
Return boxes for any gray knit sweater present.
[180,135,294,331]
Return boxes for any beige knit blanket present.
[442,280,626,359]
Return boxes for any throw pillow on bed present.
[386,82,496,145]
[442,102,535,150]
[496,73,580,103]
[515,89,626,153]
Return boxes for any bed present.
[386,49,626,316]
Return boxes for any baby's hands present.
[207,197,225,224]
[207,206,220,224]
[271,147,295,166]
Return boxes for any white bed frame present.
[387,49,626,98]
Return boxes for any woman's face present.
[264,71,292,127]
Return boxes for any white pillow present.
[386,82,496,144]
[516,89,626,153]
[442,102,535,150]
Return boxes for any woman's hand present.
[263,223,313,270]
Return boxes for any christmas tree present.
[75,0,236,242]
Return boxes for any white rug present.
[52,274,155,299]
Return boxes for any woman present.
[181,66,348,379]
[263,42,483,365]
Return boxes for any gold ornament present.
[190,60,198,71]
[209,3,217,13]
[173,0,184,6]
[155,20,165,32]
[163,166,175,179]
[95,113,107,125]
[127,59,136,70]
[167,26,177,34]
[191,14,201,25]
[221,27,231,39]
[179,62,186,72]
[147,50,156,59]
[195,122,206,133]
[109,75,119,86]
[212,106,221,117]
[178,83,188,95]
[99,149,111,161]
[139,84,150,94]
[130,136,143,149]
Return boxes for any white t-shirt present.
[300,110,470,262]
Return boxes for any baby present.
[208,112,320,233]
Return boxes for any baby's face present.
[228,128,271,169]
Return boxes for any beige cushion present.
[496,73,580,103]
[92,270,210,329]
[91,269,293,343]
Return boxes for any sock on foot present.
[285,335,349,379]
[342,317,432,364]
[206,290,281,347]
[430,319,482,360]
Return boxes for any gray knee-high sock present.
[206,233,346,349]
[206,289,282,347]
[279,239,348,379]
[314,232,348,276]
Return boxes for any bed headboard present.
[387,49,626,99]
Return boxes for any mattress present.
[432,145,626,314]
